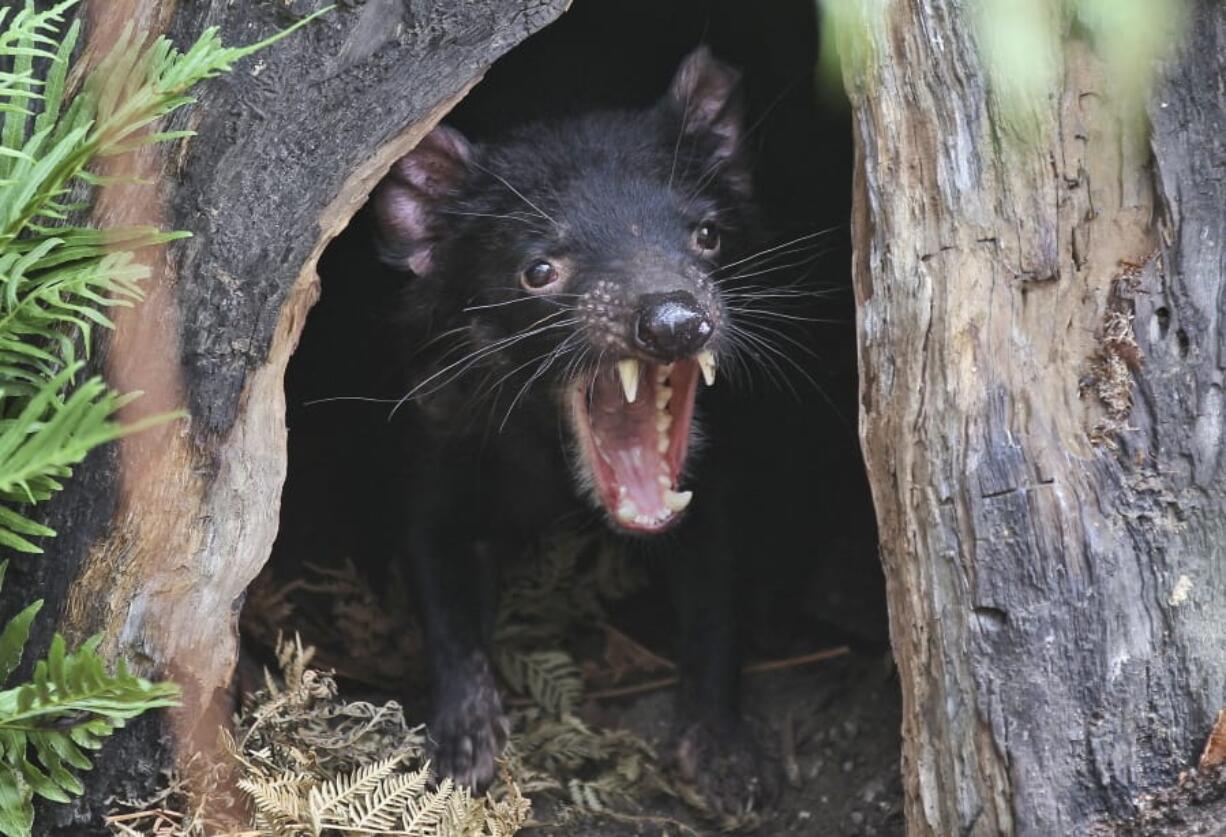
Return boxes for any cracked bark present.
[845,1,1226,834]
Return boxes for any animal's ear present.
[373,124,473,275]
[665,46,744,165]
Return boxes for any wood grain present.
[843,1,1226,833]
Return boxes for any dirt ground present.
[530,652,905,837]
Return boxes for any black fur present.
[374,47,773,809]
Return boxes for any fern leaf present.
[493,649,582,716]
[0,592,42,683]
[400,776,463,836]
[0,632,179,806]
[0,765,32,837]
[343,762,430,831]
[237,773,313,834]
[306,753,402,824]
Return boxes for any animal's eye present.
[522,259,558,289]
[693,222,720,253]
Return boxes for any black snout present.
[632,291,713,360]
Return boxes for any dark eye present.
[522,259,558,289]
[693,222,720,253]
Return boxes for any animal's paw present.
[428,656,510,792]
[672,716,776,829]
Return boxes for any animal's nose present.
[632,291,713,360]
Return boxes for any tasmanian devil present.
[372,47,776,811]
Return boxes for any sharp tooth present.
[697,351,716,386]
[617,499,638,522]
[663,489,693,512]
[657,475,671,487]
[656,385,672,410]
[617,358,640,403]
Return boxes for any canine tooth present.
[663,489,693,512]
[617,499,638,522]
[697,350,716,386]
[617,358,640,403]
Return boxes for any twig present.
[743,645,851,675]
[103,809,183,824]
[509,644,852,705]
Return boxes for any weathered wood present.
[2,0,567,829]
[844,1,1226,834]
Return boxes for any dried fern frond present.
[307,754,404,826]
[343,764,430,832]
[220,636,530,837]
[237,773,313,835]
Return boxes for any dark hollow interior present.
[247,0,896,829]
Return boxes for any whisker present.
[440,209,541,225]
[470,160,560,228]
[302,394,402,406]
[395,319,580,413]
[709,229,841,276]
[725,317,850,427]
[498,332,583,432]
[668,71,696,191]
[725,307,844,325]
[725,324,800,400]
[713,249,831,286]
[388,311,577,417]
[462,293,579,312]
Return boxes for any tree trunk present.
[845,1,1226,834]
[2,0,566,829]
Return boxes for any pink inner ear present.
[373,125,474,275]
[374,179,435,274]
[669,47,744,161]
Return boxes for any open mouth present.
[569,352,716,532]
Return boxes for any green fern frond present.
[0,3,331,247]
[493,648,582,716]
[0,566,180,834]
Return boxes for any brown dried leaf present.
[600,624,674,684]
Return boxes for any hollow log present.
[844,0,1226,834]
[10,0,1226,833]
[2,0,566,830]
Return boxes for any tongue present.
[588,367,672,524]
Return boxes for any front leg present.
[405,475,508,791]
[667,487,775,819]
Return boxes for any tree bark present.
[845,1,1226,834]
[2,0,566,829]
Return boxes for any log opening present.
[244,0,896,830]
